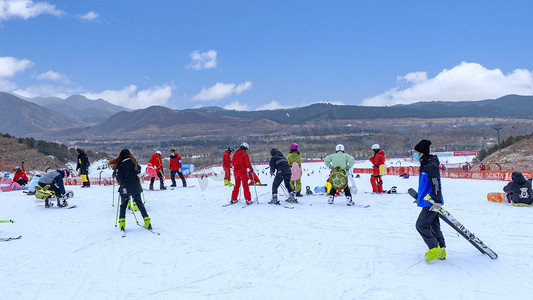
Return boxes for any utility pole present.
[492,124,503,146]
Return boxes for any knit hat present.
[414,140,431,156]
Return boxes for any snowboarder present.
[230,142,254,205]
[108,149,151,231]
[324,144,355,205]
[76,148,91,188]
[413,139,446,262]
[503,171,533,205]
[148,150,166,190]
[0,172,21,192]
[369,144,385,193]
[12,166,28,186]
[268,148,297,204]
[37,169,70,207]
[223,147,234,186]
[169,149,187,187]
[287,143,303,197]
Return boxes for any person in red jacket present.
[169,149,187,187]
[223,147,234,186]
[149,150,166,190]
[230,142,254,205]
[13,166,28,186]
[369,144,385,193]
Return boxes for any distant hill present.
[28,94,129,123]
[185,95,533,124]
[0,92,87,137]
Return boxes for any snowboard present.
[487,192,508,203]
[146,163,157,177]
[408,188,498,259]
[314,186,326,194]
[290,162,302,181]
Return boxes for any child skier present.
[223,147,234,186]
[148,150,166,190]
[230,142,254,205]
[268,148,297,204]
[287,143,303,197]
[369,144,385,193]
[413,139,446,262]
[108,149,152,232]
[324,144,355,205]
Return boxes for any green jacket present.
[324,151,355,170]
[287,152,302,167]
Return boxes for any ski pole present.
[129,197,140,225]
[112,179,115,207]
[0,219,15,223]
[250,171,259,202]
[114,196,120,228]
[280,184,289,197]
[140,182,146,204]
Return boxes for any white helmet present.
[241,142,249,150]
[335,144,345,152]
[155,151,162,155]
[371,144,380,150]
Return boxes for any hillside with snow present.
[1,160,532,299]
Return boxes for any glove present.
[429,203,442,212]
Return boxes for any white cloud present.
[186,50,217,70]
[192,81,252,101]
[35,70,70,83]
[256,100,293,111]
[224,101,251,111]
[12,84,79,98]
[83,84,173,109]
[362,62,533,106]
[0,0,64,22]
[0,56,33,77]
[78,10,98,21]
[0,79,17,90]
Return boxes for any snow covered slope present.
[1,161,531,299]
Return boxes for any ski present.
[0,219,15,223]
[0,235,22,242]
[223,202,239,207]
[408,188,498,259]
[136,224,160,235]
[349,204,370,208]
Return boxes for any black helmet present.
[13,166,21,171]
[228,147,234,152]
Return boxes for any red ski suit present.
[149,154,164,173]
[14,170,29,183]
[169,154,182,171]
[231,149,253,201]
[369,150,385,193]
[223,150,232,181]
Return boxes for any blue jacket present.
[417,154,443,207]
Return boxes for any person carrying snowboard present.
[230,142,254,205]
[503,171,533,205]
[148,150,166,190]
[37,169,70,207]
[223,147,234,186]
[13,166,28,186]
[369,144,385,193]
[76,148,91,188]
[287,143,303,197]
[269,148,297,204]
[413,139,446,262]
[169,149,187,187]
[108,149,152,232]
[324,144,355,205]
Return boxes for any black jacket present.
[269,149,292,176]
[77,151,90,173]
[116,158,142,196]
[503,172,533,204]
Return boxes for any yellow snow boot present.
[425,246,443,263]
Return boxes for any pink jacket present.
[0,177,21,192]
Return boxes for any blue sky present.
[1,0,532,110]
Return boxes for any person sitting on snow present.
[13,166,28,186]
[503,171,533,206]
[0,172,22,192]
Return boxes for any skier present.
[230,142,254,205]
[287,143,303,197]
[369,144,385,193]
[148,150,166,190]
[223,147,234,186]
[76,148,91,187]
[324,144,355,205]
[37,169,70,207]
[413,139,446,262]
[268,148,297,204]
[13,166,28,186]
[503,171,533,205]
[108,149,151,232]
[0,172,22,192]
[169,149,187,187]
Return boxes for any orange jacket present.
[369,150,385,176]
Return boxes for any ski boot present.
[170,183,177,187]
[119,218,125,231]
[439,248,446,260]
[57,197,65,208]
[149,184,154,191]
[229,199,238,204]
[160,185,167,190]
[143,217,152,230]
[346,196,354,206]
[295,191,303,197]
[246,199,253,205]
[268,194,280,205]
[328,195,334,204]
[425,246,444,263]
[45,198,51,208]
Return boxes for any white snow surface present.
[2,161,532,299]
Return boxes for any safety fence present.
[352,167,533,181]
[64,172,214,186]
